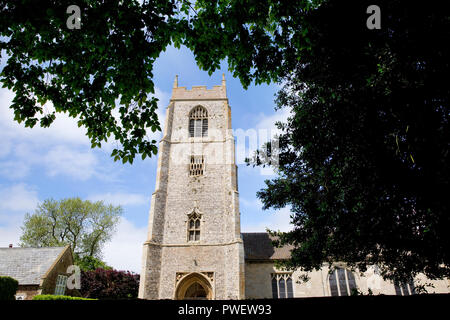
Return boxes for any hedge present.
[33,295,97,300]
[0,276,19,300]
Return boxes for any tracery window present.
[271,273,294,298]
[329,268,357,296]
[188,212,201,242]
[189,106,208,137]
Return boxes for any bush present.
[0,276,19,300]
[32,295,96,300]
[81,268,139,299]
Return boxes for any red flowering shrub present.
[81,268,139,299]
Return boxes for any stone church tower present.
[139,75,245,300]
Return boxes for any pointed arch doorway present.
[175,273,213,300]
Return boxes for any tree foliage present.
[74,253,112,272]
[80,268,139,300]
[0,0,320,163]
[0,276,19,300]
[20,197,122,258]
[184,0,322,88]
[0,0,183,163]
[247,1,450,282]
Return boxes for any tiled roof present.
[0,246,67,285]
[242,232,293,261]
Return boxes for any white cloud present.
[88,192,148,207]
[232,107,290,176]
[240,197,263,208]
[240,196,293,233]
[0,160,30,180]
[0,86,169,181]
[0,88,98,181]
[0,183,39,247]
[44,145,98,181]
[154,86,170,109]
[0,89,90,147]
[102,217,147,273]
[0,222,22,248]
[0,184,39,247]
[254,107,290,137]
[0,183,39,212]
[241,207,293,233]
[0,139,11,158]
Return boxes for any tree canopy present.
[1,0,180,163]
[248,1,449,283]
[20,197,122,258]
[0,0,320,163]
[75,254,112,272]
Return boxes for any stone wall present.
[245,261,450,298]
[139,79,244,300]
[15,285,40,300]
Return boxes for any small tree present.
[80,269,139,300]
[74,254,112,272]
[20,198,122,259]
[0,276,19,300]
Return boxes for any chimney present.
[9,244,13,248]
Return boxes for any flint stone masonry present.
[139,75,245,300]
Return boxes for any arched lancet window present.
[187,212,201,241]
[189,106,208,137]
[329,268,357,296]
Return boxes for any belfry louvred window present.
[189,106,208,137]
[190,155,204,176]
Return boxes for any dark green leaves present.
[247,0,450,283]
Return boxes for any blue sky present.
[0,45,292,272]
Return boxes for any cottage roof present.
[0,246,68,285]
[241,232,293,261]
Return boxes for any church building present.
[138,76,450,300]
